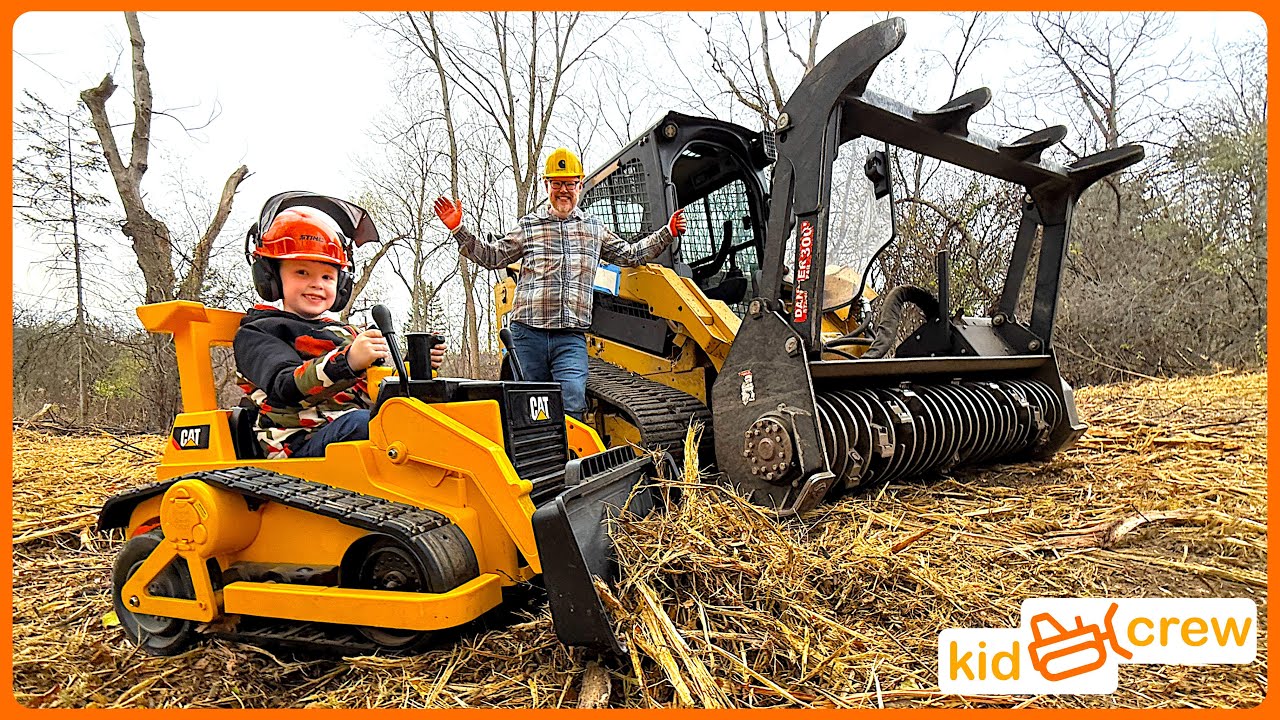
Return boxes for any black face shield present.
[254,191,380,248]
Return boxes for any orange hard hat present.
[255,207,349,266]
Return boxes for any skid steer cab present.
[98,300,671,656]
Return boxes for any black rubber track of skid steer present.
[586,358,714,466]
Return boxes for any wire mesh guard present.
[680,178,759,315]
[580,159,651,241]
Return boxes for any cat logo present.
[172,424,211,450]
[528,395,551,422]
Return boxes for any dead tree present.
[13,93,115,423]
[1020,12,1189,155]
[80,12,249,425]
[697,11,826,130]
[354,89,459,331]
[369,11,629,372]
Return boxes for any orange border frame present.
[4,2,1273,715]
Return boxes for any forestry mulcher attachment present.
[98,296,668,656]
[497,17,1142,515]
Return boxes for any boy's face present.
[279,259,339,318]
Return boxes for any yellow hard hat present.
[543,147,584,179]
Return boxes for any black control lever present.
[406,332,445,380]
[499,327,526,381]
[371,304,409,395]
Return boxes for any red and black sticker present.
[792,216,816,324]
[172,424,211,450]
[795,220,814,283]
[793,289,810,322]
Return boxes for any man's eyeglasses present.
[547,180,580,191]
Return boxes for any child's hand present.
[431,342,446,370]
[348,329,390,372]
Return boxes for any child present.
[234,200,442,459]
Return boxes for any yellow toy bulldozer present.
[98,300,670,655]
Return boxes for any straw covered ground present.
[10,371,1268,708]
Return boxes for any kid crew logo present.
[939,598,1256,694]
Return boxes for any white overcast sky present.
[12,12,400,311]
[10,11,1264,317]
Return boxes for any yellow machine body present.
[494,263,870,449]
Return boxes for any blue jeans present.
[508,321,587,420]
[291,409,370,458]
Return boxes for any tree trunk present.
[67,115,88,423]
[459,256,482,375]
[80,12,249,428]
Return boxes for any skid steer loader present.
[495,17,1142,515]
[98,295,671,656]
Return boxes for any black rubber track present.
[586,358,714,467]
[102,466,480,655]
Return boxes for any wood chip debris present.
[10,371,1267,708]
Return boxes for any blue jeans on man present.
[508,321,588,420]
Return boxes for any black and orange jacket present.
[232,306,369,458]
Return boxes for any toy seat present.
[229,406,265,460]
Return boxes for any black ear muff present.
[331,266,353,312]
[328,235,355,312]
[251,257,282,302]
[246,220,282,302]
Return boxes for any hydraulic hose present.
[860,285,941,359]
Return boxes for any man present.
[433,147,686,419]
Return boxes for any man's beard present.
[551,195,576,216]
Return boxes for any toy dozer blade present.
[532,447,673,655]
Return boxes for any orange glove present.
[668,208,687,237]
[433,197,463,231]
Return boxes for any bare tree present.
[1018,12,1190,155]
[13,92,117,422]
[404,11,483,373]
[425,12,631,216]
[79,12,249,423]
[354,89,460,331]
[367,11,633,373]
[1040,22,1266,383]
[696,11,826,130]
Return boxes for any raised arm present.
[434,196,524,269]
[599,209,686,267]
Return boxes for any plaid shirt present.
[453,205,673,330]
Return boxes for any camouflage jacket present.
[232,306,368,458]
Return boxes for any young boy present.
[234,202,442,459]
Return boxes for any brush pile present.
[10,372,1267,708]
